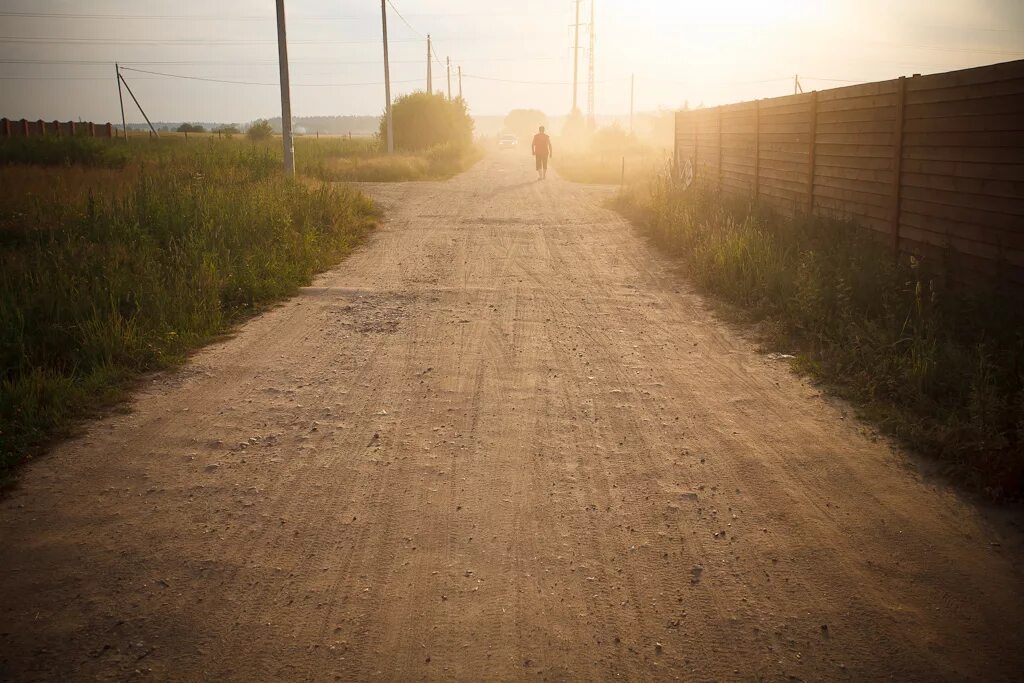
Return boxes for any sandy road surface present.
[2,153,1022,682]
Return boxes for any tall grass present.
[618,172,1024,498]
[298,140,481,182]
[0,134,480,181]
[0,140,377,485]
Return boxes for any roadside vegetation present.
[617,171,1024,498]
[0,91,480,484]
[0,136,378,485]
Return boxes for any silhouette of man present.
[532,125,552,180]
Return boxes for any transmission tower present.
[586,0,595,128]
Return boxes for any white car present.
[498,134,518,150]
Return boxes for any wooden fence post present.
[54,120,61,137]
[806,91,818,215]
[22,119,29,136]
[890,76,907,255]
[717,106,723,191]
[1,118,9,138]
[693,114,699,183]
[753,100,760,198]
[673,111,679,172]
[105,122,112,138]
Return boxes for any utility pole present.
[586,0,595,129]
[794,74,803,94]
[447,56,452,100]
[275,0,295,176]
[571,0,581,113]
[115,62,128,142]
[117,70,159,137]
[427,34,432,94]
[381,0,394,153]
[629,73,635,134]
[458,65,462,99]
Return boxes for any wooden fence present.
[675,59,1024,287]
[1,118,116,139]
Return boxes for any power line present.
[386,0,421,37]
[0,36,423,45]
[118,66,420,88]
[0,56,566,67]
[463,73,629,85]
[864,41,1024,57]
[0,9,540,20]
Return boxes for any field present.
[1,131,481,182]
[616,172,1024,498]
[0,135,388,485]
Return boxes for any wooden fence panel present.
[674,58,1024,289]
[0,119,118,139]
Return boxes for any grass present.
[554,148,670,185]
[0,134,481,182]
[617,171,1024,499]
[298,139,482,182]
[0,136,379,486]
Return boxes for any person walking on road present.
[532,126,553,180]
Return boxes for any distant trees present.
[176,123,206,133]
[215,125,240,137]
[379,92,474,151]
[589,124,637,156]
[503,109,547,141]
[247,120,273,141]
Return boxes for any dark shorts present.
[535,155,549,171]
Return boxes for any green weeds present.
[617,173,1024,498]
[0,142,378,485]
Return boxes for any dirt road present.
[2,153,1022,681]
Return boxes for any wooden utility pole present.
[458,65,462,99]
[586,0,595,128]
[794,74,803,94]
[115,63,128,142]
[571,0,581,113]
[381,0,394,153]
[447,56,452,100]
[275,0,295,175]
[427,34,432,94]
[117,70,158,137]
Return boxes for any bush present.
[215,125,241,137]
[176,123,206,133]
[247,120,274,141]
[379,92,474,152]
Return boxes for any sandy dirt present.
[1,153,1022,682]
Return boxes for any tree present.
[503,109,547,141]
[590,124,637,156]
[176,123,205,133]
[379,92,474,152]
[247,119,273,141]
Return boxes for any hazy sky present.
[1,0,1023,124]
